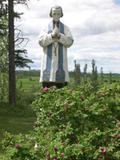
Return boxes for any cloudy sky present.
[15,0,120,73]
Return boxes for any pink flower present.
[116,134,120,138]
[15,144,21,149]
[43,87,49,92]
[101,147,107,156]
[53,157,58,160]
[54,146,58,152]
[61,152,64,157]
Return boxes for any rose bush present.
[2,83,120,159]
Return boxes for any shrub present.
[2,83,120,159]
[31,84,120,159]
[1,132,41,160]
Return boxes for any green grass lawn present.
[17,76,40,93]
[0,103,36,138]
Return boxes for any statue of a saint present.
[39,6,74,88]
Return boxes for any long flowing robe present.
[39,21,73,83]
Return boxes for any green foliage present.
[2,132,39,160]
[0,73,8,102]
[0,0,8,72]
[0,18,8,102]
[15,49,33,69]
[0,1,7,36]
[0,1,9,104]
[2,83,120,159]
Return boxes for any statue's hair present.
[49,6,63,17]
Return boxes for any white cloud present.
[15,0,120,73]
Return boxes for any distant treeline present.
[16,70,120,78]
[16,70,40,78]
[69,71,120,78]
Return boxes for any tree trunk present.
[8,0,16,105]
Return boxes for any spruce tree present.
[83,64,87,84]
[100,67,104,84]
[74,60,81,84]
[91,59,98,89]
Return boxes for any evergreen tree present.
[74,60,81,84]
[95,66,98,81]
[100,67,104,84]
[109,72,112,84]
[91,59,95,75]
[91,59,98,89]
[15,49,33,68]
[83,64,87,83]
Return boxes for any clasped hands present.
[51,27,61,42]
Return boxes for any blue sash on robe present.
[43,21,65,82]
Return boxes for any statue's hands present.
[51,25,60,41]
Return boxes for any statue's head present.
[49,6,63,21]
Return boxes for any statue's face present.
[51,8,62,21]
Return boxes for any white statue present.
[39,6,74,88]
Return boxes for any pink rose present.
[15,144,21,149]
[116,134,120,138]
[61,152,64,157]
[54,146,58,152]
[53,157,58,160]
[43,87,49,92]
[101,147,107,156]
